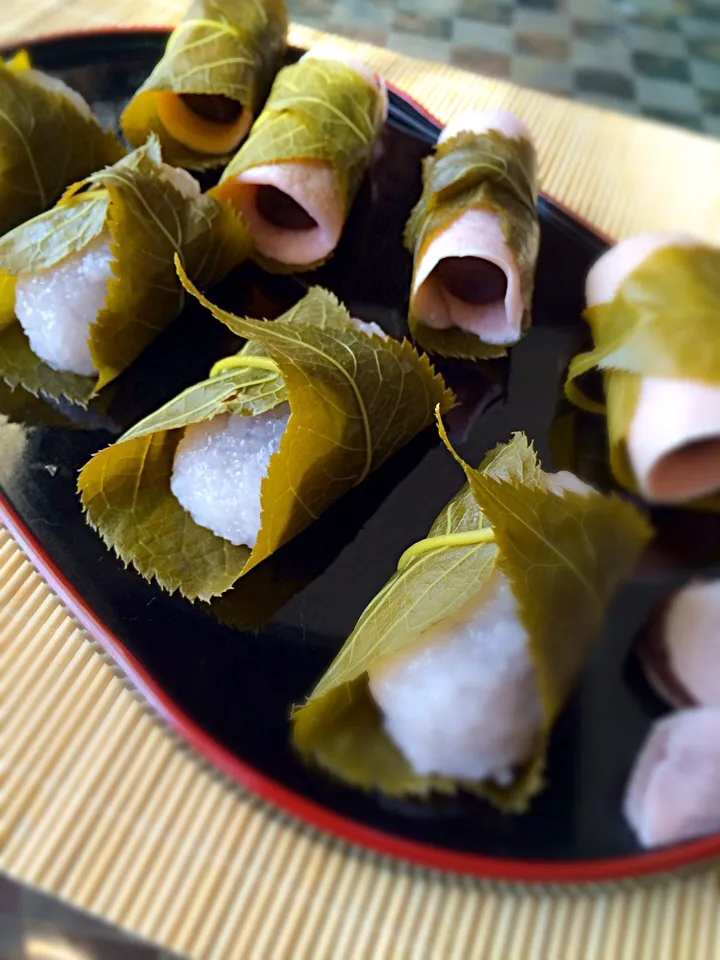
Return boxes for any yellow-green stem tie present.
[396,527,496,571]
[210,354,280,379]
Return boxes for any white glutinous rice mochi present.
[624,706,720,848]
[368,469,591,782]
[369,569,540,783]
[170,403,291,549]
[15,231,113,376]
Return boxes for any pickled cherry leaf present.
[0,324,95,404]
[405,130,539,359]
[293,428,650,808]
[565,244,720,506]
[213,56,385,221]
[121,0,288,168]
[0,56,124,235]
[0,191,110,275]
[177,273,454,577]
[87,138,251,388]
[78,339,284,599]
[79,283,452,600]
[0,138,251,401]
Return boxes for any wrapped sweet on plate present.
[292,424,650,808]
[624,706,720,848]
[211,48,388,270]
[121,0,287,168]
[403,108,539,360]
[78,279,453,600]
[640,579,720,708]
[565,233,720,506]
[0,137,249,404]
[0,50,124,235]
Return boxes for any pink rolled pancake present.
[587,231,720,503]
[411,108,535,345]
[642,580,720,708]
[624,707,720,848]
[216,52,386,267]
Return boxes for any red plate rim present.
[1,25,716,884]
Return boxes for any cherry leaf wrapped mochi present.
[293,421,650,809]
[566,233,720,507]
[121,0,288,169]
[78,279,453,600]
[404,108,539,360]
[0,137,250,404]
[211,49,388,271]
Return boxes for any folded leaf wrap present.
[78,279,453,600]
[404,129,539,359]
[565,244,720,505]
[212,55,386,269]
[292,423,650,809]
[0,138,251,403]
[0,52,124,235]
[121,0,288,168]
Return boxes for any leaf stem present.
[210,354,280,378]
[396,528,496,571]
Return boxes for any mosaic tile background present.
[287,0,720,135]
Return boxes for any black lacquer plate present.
[3,29,720,883]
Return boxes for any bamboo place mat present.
[2,6,720,959]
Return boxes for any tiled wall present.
[288,0,720,135]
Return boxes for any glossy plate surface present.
[3,30,720,883]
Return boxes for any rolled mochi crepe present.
[292,430,651,807]
[171,316,385,549]
[211,50,388,269]
[566,232,720,505]
[120,0,287,168]
[641,580,720,708]
[0,51,124,235]
[79,285,453,600]
[0,139,250,403]
[404,108,539,359]
[624,707,720,848]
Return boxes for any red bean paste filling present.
[434,257,508,306]
[255,185,318,231]
[179,94,244,123]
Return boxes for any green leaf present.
[0,190,110,275]
[0,139,252,401]
[0,376,81,428]
[464,453,651,730]
[79,281,454,600]
[405,130,539,359]
[0,57,124,236]
[0,323,95,404]
[293,428,651,808]
[407,326,510,361]
[88,139,252,388]
[78,339,285,598]
[213,56,385,227]
[121,0,287,169]
[121,340,287,443]
[5,50,32,72]
[0,272,16,330]
[178,270,455,574]
[565,244,720,506]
